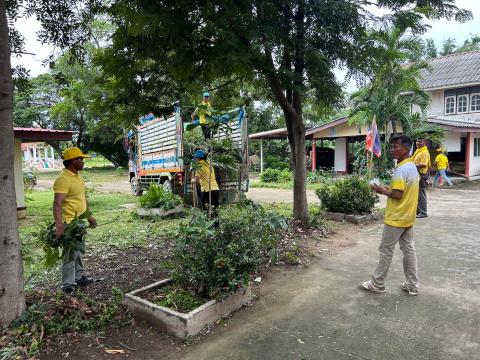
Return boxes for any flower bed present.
[123,279,252,339]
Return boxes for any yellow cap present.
[62,147,91,161]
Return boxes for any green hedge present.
[315,175,378,214]
[260,168,292,183]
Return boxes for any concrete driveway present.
[180,187,480,360]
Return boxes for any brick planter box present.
[325,212,374,225]
[123,279,252,339]
[136,204,184,217]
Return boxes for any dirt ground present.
[37,221,359,360]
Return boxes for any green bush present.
[260,168,281,182]
[173,201,287,298]
[306,169,334,184]
[315,175,378,214]
[260,168,292,183]
[139,184,182,209]
[279,169,292,182]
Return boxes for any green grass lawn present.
[83,157,114,168]
[250,180,324,191]
[20,190,183,289]
[36,167,128,185]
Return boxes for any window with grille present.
[471,94,480,112]
[457,95,468,113]
[445,96,456,114]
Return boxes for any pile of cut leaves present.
[35,211,91,268]
[0,289,131,359]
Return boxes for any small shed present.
[14,128,74,218]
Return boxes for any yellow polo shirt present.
[412,146,431,174]
[53,169,87,223]
[197,101,212,124]
[196,159,219,192]
[384,158,420,228]
[435,154,448,170]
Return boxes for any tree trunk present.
[0,0,26,325]
[285,112,308,222]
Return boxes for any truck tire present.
[162,179,173,192]
[131,176,143,196]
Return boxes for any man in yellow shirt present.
[433,148,453,187]
[53,147,97,295]
[191,149,220,214]
[360,135,420,295]
[411,137,431,218]
[191,92,213,138]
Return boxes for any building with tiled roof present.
[250,50,480,178]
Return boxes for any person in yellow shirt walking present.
[360,135,420,295]
[411,137,431,218]
[433,148,453,187]
[191,149,220,215]
[53,147,97,295]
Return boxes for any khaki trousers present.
[372,224,418,290]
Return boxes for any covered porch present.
[250,116,480,178]
[14,128,74,219]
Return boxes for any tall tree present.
[13,74,62,129]
[441,37,457,55]
[1,0,99,325]
[100,0,470,222]
[456,34,480,53]
[0,0,25,325]
[425,38,438,59]
[350,26,431,138]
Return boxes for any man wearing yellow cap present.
[53,147,97,295]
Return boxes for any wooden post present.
[260,139,264,173]
[311,139,317,171]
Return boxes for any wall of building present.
[425,89,445,116]
[444,132,461,152]
[334,138,347,173]
[425,87,480,120]
[14,139,26,209]
[314,123,366,139]
[467,133,480,177]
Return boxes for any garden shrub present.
[315,175,378,214]
[139,183,182,209]
[260,168,281,182]
[306,169,335,185]
[279,169,292,182]
[260,168,292,183]
[173,201,287,298]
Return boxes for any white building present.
[250,50,480,178]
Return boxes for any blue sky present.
[10,0,480,86]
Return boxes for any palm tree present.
[350,26,432,138]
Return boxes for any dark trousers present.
[417,178,428,216]
[201,190,219,212]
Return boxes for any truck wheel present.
[162,179,173,192]
[131,176,143,196]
